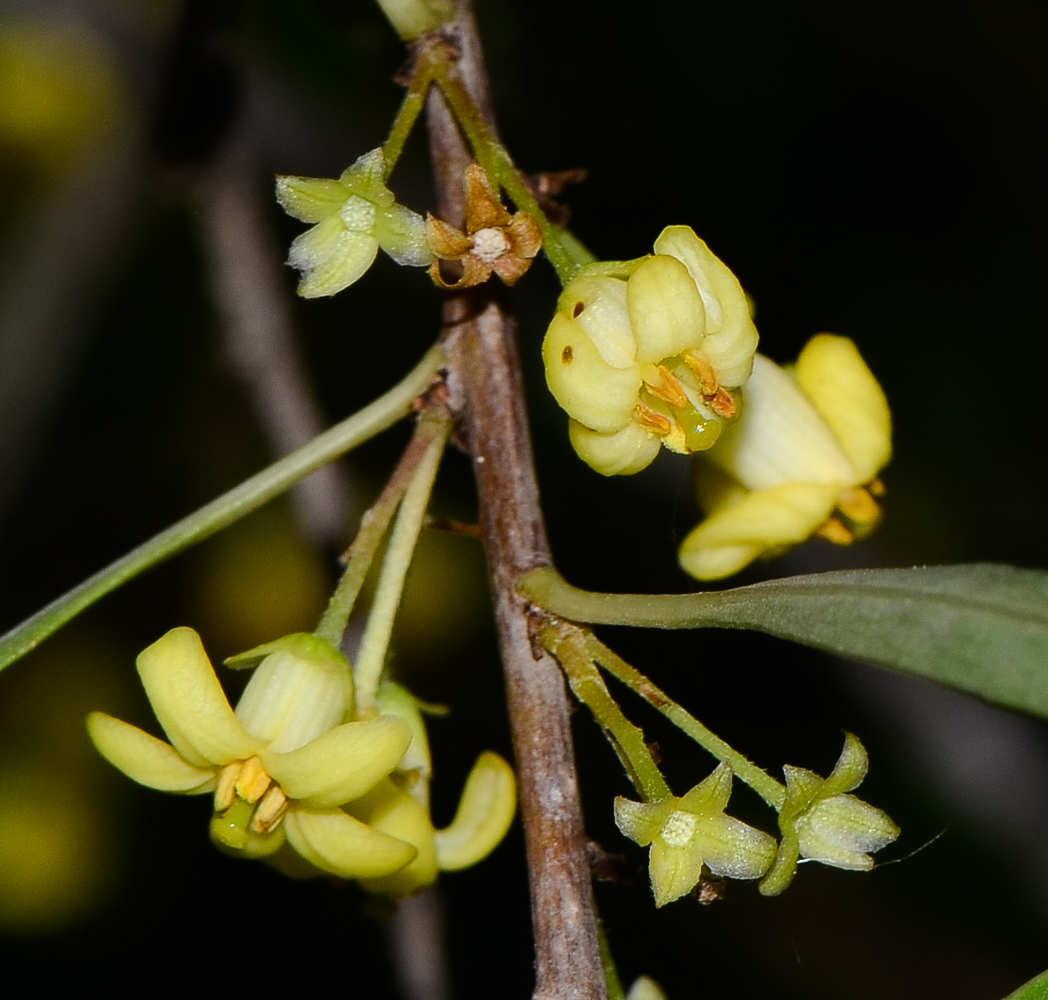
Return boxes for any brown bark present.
[424,4,606,998]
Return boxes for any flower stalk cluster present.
[540,619,898,908]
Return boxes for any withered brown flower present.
[427,163,542,289]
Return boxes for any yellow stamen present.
[634,403,673,435]
[816,517,854,545]
[251,786,289,833]
[837,486,881,525]
[644,366,688,409]
[215,761,241,813]
[236,755,272,804]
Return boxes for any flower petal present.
[567,420,661,476]
[434,751,517,871]
[287,215,379,298]
[653,226,757,387]
[613,796,673,847]
[275,176,349,223]
[710,355,855,489]
[796,794,899,869]
[377,203,434,266]
[560,273,636,369]
[86,711,215,794]
[261,717,412,808]
[794,334,891,484]
[283,807,417,880]
[628,254,706,364]
[543,313,642,433]
[648,834,706,907]
[694,814,776,880]
[137,628,261,767]
[353,782,439,896]
[679,481,842,580]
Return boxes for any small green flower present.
[542,226,759,475]
[679,334,891,580]
[277,148,433,298]
[760,732,899,896]
[614,763,776,907]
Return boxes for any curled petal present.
[261,717,412,808]
[795,334,892,484]
[434,751,517,871]
[283,807,417,880]
[543,313,642,434]
[350,781,438,896]
[679,481,842,580]
[562,274,635,369]
[653,226,757,387]
[628,254,706,365]
[86,712,215,794]
[568,420,661,476]
[710,355,855,489]
[137,628,260,768]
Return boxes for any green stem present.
[0,346,444,673]
[314,420,439,645]
[586,633,785,809]
[519,566,755,629]
[382,61,437,179]
[544,621,670,801]
[353,405,452,711]
[428,50,594,285]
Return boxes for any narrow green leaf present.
[521,565,1048,719]
[0,347,443,674]
[1004,969,1048,1000]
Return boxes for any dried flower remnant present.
[426,163,542,289]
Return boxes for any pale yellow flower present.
[542,226,759,475]
[277,148,433,298]
[88,629,517,893]
[679,334,891,580]
[760,733,899,896]
[614,763,776,907]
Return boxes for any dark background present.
[1,0,1047,996]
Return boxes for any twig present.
[424,3,606,997]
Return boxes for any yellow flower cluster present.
[88,628,515,895]
[543,226,759,475]
[680,334,891,580]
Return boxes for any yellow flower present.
[614,763,776,907]
[87,629,517,893]
[679,334,891,580]
[276,148,433,298]
[542,226,759,475]
[760,733,899,896]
